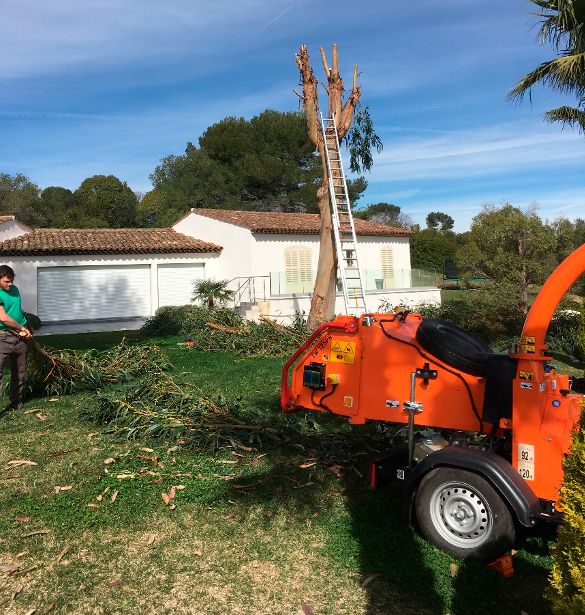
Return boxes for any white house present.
[0,209,440,333]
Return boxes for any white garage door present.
[38,265,151,323]
[158,263,204,307]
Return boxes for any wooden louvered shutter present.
[381,248,394,288]
[285,246,312,292]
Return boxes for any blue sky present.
[1,0,583,230]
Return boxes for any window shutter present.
[381,248,394,288]
[284,246,312,291]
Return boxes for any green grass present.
[0,332,558,614]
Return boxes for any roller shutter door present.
[158,263,204,307]
[38,265,151,322]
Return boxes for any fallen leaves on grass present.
[146,534,157,545]
[55,545,71,563]
[103,457,116,465]
[109,579,123,587]
[111,490,119,503]
[162,486,177,509]
[301,602,314,615]
[15,517,30,523]
[362,573,379,587]
[6,460,37,468]
[0,562,20,574]
[54,485,73,493]
[450,563,459,578]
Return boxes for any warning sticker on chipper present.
[517,443,535,481]
[329,339,356,364]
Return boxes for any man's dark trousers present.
[0,331,27,405]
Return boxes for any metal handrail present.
[228,275,269,307]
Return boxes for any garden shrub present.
[547,401,585,615]
[547,310,581,357]
[576,304,585,361]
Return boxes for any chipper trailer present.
[281,244,584,561]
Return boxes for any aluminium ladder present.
[320,113,368,315]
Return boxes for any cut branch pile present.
[26,339,171,397]
[81,373,276,451]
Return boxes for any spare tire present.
[415,319,492,376]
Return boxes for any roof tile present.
[0,228,222,256]
[191,209,410,237]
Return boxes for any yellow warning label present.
[521,344,535,354]
[329,339,356,364]
[522,336,535,344]
[519,371,534,381]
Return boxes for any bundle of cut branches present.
[26,339,171,397]
[81,373,274,451]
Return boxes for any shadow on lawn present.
[222,428,552,615]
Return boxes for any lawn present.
[0,331,558,614]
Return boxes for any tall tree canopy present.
[354,202,413,228]
[146,110,368,226]
[0,173,44,227]
[426,211,455,232]
[456,204,556,316]
[509,0,585,132]
[74,175,138,228]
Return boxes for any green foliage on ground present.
[26,340,171,397]
[141,305,309,357]
[548,402,585,615]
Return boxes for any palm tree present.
[192,279,234,309]
[509,0,585,133]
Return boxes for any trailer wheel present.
[415,468,515,561]
[415,319,492,376]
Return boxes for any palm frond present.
[545,105,585,132]
[508,51,585,100]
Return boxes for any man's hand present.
[19,327,32,339]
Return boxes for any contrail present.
[248,5,294,39]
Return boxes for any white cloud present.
[366,122,584,182]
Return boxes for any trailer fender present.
[405,447,540,527]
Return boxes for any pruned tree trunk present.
[295,43,361,329]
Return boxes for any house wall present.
[173,214,253,281]
[4,252,220,319]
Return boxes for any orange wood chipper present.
[281,244,584,561]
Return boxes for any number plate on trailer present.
[517,443,535,481]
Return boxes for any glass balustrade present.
[269,269,440,296]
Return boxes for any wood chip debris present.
[103,458,116,465]
[111,490,119,503]
[15,517,30,523]
[146,534,156,545]
[7,460,37,468]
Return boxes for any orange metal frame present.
[281,244,585,504]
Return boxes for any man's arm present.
[0,305,32,338]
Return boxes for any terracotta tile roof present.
[0,228,222,256]
[0,215,15,224]
[191,208,411,237]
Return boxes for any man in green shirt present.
[0,265,32,410]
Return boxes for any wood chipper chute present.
[281,244,585,561]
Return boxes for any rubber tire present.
[415,319,492,376]
[415,468,515,561]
